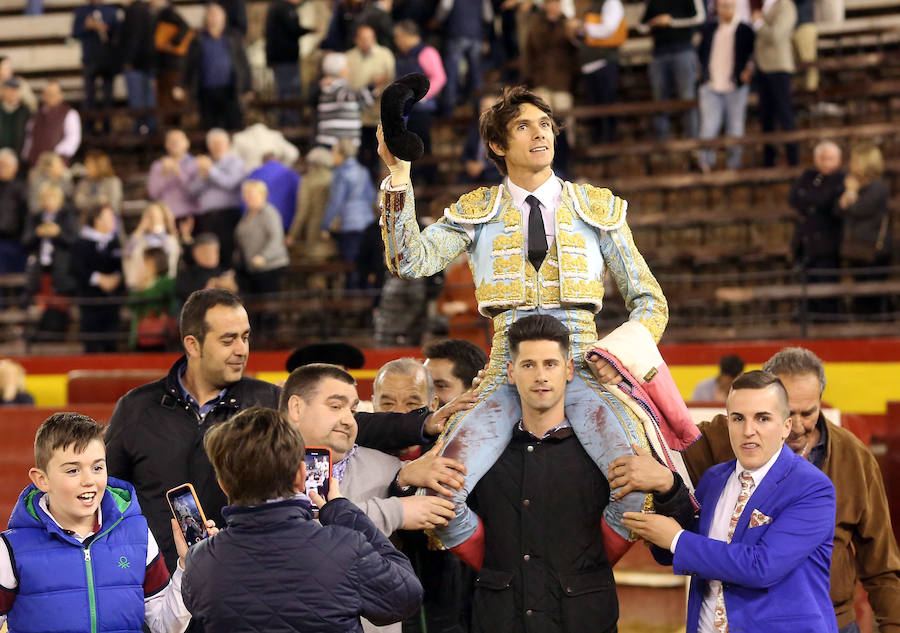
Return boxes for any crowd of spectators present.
[0,0,892,350]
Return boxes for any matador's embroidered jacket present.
[381,178,669,341]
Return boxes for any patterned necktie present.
[714,471,755,633]
[525,194,547,271]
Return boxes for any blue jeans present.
[698,83,749,169]
[271,62,302,126]
[443,36,483,113]
[124,69,157,133]
[648,49,699,140]
[432,306,649,548]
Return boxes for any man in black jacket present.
[176,3,250,130]
[265,0,312,126]
[788,140,844,315]
[462,315,693,633]
[119,0,157,134]
[107,288,464,573]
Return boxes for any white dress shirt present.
[671,446,783,633]
[505,172,562,250]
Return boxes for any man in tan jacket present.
[681,347,900,633]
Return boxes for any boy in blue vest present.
[0,412,196,633]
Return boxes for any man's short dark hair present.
[279,363,357,412]
[144,247,169,278]
[479,86,559,176]
[729,370,790,417]
[508,314,570,359]
[204,407,305,506]
[179,288,243,344]
[82,204,110,229]
[422,339,488,388]
[193,232,220,248]
[395,19,419,37]
[34,413,105,471]
[719,355,745,379]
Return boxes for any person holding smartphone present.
[183,406,423,632]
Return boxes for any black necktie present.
[526,194,547,271]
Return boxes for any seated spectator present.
[393,20,446,180]
[460,94,501,184]
[697,0,754,172]
[175,232,237,304]
[0,56,37,112]
[182,406,423,633]
[574,0,625,144]
[177,2,251,131]
[0,149,28,273]
[129,246,178,349]
[71,204,123,352]
[186,128,245,269]
[690,353,744,402]
[247,152,301,231]
[72,0,120,134]
[232,123,300,172]
[235,180,289,297]
[640,0,705,141]
[28,151,72,213]
[524,0,577,135]
[23,82,81,166]
[123,202,181,290]
[286,146,334,258]
[320,139,376,288]
[314,52,374,149]
[347,24,395,182]
[837,142,892,313]
[789,140,844,314]
[23,183,79,338]
[754,0,798,166]
[74,149,123,217]
[0,79,30,158]
[435,0,489,116]
[147,129,199,222]
[0,358,35,405]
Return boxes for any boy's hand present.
[400,495,455,530]
[309,477,343,509]
[172,518,218,569]
[397,439,467,496]
[609,444,674,498]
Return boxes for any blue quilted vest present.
[3,477,149,633]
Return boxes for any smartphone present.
[304,447,332,509]
[166,483,210,546]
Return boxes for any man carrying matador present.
[377,81,698,566]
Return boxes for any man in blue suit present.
[622,370,837,633]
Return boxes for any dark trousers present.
[83,62,115,134]
[243,266,285,335]
[198,85,243,131]
[757,71,798,166]
[271,62,302,127]
[157,68,183,127]
[581,61,619,143]
[335,230,366,289]
[80,303,120,353]
[194,207,242,270]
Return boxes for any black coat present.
[118,0,156,71]
[0,178,28,241]
[183,28,251,96]
[70,232,123,297]
[183,497,422,632]
[698,20,755,87]
[106,355,432,569]
[22,205,79,295]
[836,178,892,262]
[265,0,312,66]
[789,168,845,263]
[469,426,694,633]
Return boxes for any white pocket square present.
[749,509,772,528]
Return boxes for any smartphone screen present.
[304,447,332,509]
[166,483,209,545]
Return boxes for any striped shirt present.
[314,79,374,149]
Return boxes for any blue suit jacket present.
[659,444,837,633]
